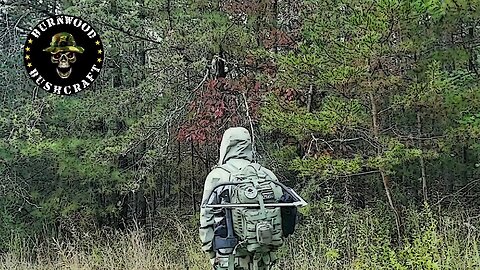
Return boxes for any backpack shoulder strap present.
[247,163,268,180]
[216,163,238,175]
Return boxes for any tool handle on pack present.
[223,193,235,239]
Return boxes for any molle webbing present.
[222,163,284,254]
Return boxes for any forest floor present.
[1,205,480,270]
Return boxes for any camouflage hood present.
[218,127,253,165]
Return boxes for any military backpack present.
[218,163,285,254]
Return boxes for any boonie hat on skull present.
[43,32,84,54]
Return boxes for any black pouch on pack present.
[213,218,227,236]
[213,217,237,255]
[213,218,227,251]
[279,193,297,237]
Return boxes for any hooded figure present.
[199,127,278,270]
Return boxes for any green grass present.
[1,204,480,270]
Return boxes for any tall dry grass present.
[1,205,480,269]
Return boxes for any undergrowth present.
[1,203,479,270]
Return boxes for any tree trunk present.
[369,91,402,245]
[307,84,313,113]
[177,140,182,209]
[468,26,478,75]
[191,140,196,216]
[417,113,427,203]
[273,0,278,53]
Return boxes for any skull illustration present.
[51,52,76,79]
[43,32,84,79]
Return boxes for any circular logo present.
[23,15,104,95]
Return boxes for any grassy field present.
[2,204,480,270]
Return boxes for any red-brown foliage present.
[177,76,263,144]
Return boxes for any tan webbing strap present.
[228,254,234,270]
[248,164,265,215]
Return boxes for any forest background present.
[1,0,480,269]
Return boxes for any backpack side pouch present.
[279,193,297,237]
